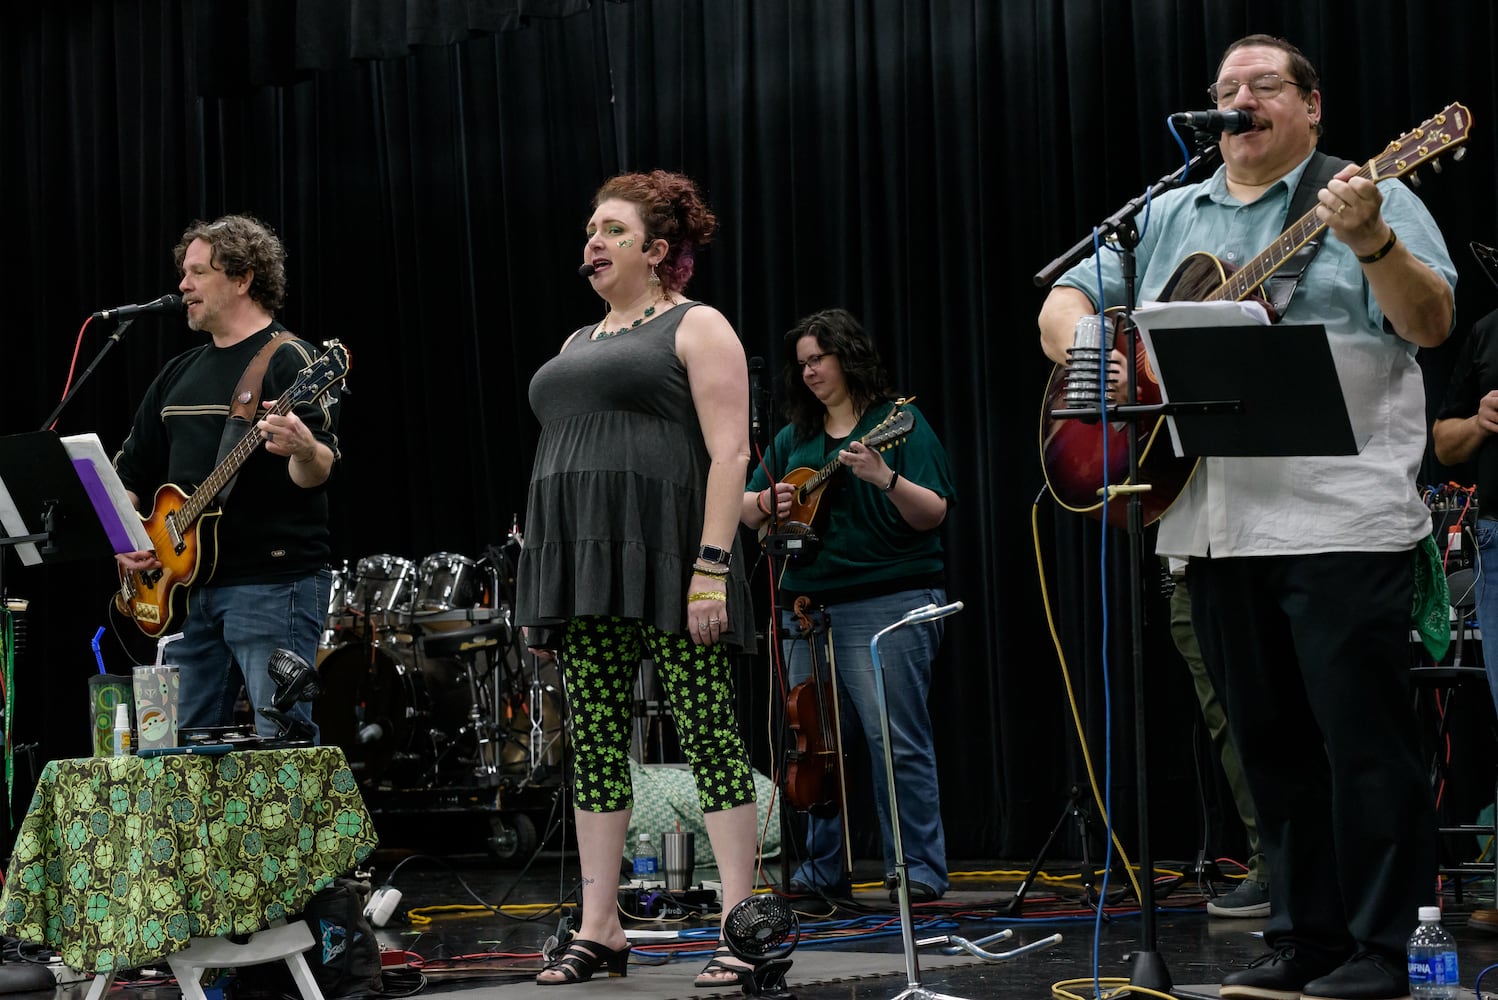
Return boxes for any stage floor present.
[227,852,1498,999]
[33,849,1498,999]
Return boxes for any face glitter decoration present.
[616,238,636,249]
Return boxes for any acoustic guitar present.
[116,341,352,637]
[1039,103,1472,528]
[772,399,916,538]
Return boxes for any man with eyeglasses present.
[1038,33,1454,1000]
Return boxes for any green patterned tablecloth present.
[0,747,377,974]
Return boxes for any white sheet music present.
[61,434,153,554]
[1133,300,1271,456]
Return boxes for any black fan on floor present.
[723,893,798,998]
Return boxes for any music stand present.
[0,433,122,992]
[1140,323,1366,458]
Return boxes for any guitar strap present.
[1261,150,1356,318]
[212,330,295,503]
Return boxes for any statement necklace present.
[593,304,656,339]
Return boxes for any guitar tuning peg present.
[1454,147,1467,161]
[1431,159,1443,173]
[1409,171,1422,188]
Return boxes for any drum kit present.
[313,539,567,813]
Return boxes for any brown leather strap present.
[228,331,295,420]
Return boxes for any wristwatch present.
[697,544,733,568]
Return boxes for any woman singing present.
[515,170,760,988]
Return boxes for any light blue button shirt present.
[1056,151,1456,557]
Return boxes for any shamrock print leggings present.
[559,615,756,814]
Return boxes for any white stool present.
[84,921,325,1000]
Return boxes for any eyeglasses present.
[797,352,835,370]
[1207,72,1303,107]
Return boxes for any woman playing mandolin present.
[741,308,955,902]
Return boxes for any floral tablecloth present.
[0,747,377,973]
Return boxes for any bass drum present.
[313,643,473,788]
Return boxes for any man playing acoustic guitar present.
[1038,34,1455,1000]
[115,215,340,739]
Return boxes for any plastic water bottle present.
[632,833,658,879]
[1408,905,1459,1000]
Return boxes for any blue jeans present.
[783,587,948,894]
[172,570,332,739]
[1475,520,1498,713]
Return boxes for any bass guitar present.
[116,341,352,637]
[1040,102,1472,527]
[774,399,916,537]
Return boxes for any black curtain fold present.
[4,0,1497,863]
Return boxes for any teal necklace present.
[594,305,655,339]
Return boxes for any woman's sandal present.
[535,938,631,985]
[694,944,757,989]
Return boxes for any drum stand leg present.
[464,646,502,786]
[871,602,1062,1000]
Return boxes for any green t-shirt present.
[748,400,955,596]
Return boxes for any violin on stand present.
[781,596,852,882]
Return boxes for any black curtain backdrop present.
[3,0,1497,864]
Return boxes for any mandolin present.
[772,400,916,538]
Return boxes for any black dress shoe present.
[1300,949,1410,1000]
[1221,944,1341,1000]
[890,880,942,903]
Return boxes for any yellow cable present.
[1031,498,1145,903]
[407,902,574,927]
[1051,978,1180,1000]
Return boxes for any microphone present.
[1065,314,1107,421]
[577,263,596,277]
[748,356,765,436]
[1170,109,1254,134]
[91,293,184,320]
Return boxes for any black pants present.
[1188,550,1435,959]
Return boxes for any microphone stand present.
[40,318,136,431]
[1034,135,1224,996]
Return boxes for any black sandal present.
[536,938,630,985]
[694,945,756,989]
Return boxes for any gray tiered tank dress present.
[514,302,753,649]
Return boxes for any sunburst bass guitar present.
[772,399,916,538]
[1039,102,1472,528]
[116,341,352,637]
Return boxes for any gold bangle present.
[687,591,727,602]
[692,566,728,579]
[1356,229,1398,264]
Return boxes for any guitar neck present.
[178,396,294,524]
[1210,160,1382,304]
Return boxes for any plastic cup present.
[132,664,181,751]
[87,675,132,756]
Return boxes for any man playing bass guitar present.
[742,308,956,902]
[1038,34,1454,1000]
[115,215,340,739]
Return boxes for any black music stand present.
[1142,325,1360,1000]
[0,431,118,993]
[1141,323,1365,458]
[0,431,118,587]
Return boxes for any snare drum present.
[346,555,416,621]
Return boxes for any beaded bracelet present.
[687,591,727,602]
[1356,229,1398,264]
[757,490,773,516]
[692,566,729,579]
